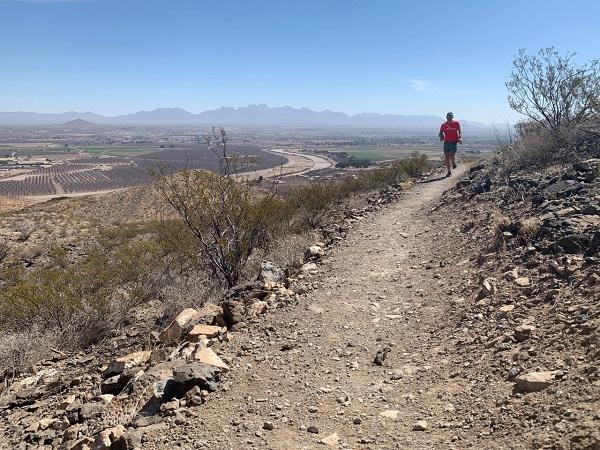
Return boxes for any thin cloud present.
[405,78,430,92]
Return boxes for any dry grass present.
[518,217,541,241]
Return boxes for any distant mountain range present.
[0,104,490,128]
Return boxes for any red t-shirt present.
[440,120,461,142]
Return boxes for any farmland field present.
[326,146,441,161]
[0,144,286,197]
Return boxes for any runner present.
[438,112,461,177]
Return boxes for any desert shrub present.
[493,214,512,244]
[0,328,58,380]
[518,217,542,242]
[286,179,340,229]
[0,237,163,348]
[153,128,287,289]
[507,47,600,143]
[394,152,430,177]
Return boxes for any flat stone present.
[188,324,222,340]
[192,346,229,371]
[514,277,530,287]
[103,350,149,380]
[320,432,340,446]
[158,308,200,343]
[301,262,318,272]
[499,305,515,313]
[514,371,559,393]
[557,207,576,217]
[379,410,400,420]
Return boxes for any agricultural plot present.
[0,145,285,197]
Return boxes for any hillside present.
[0,153,598,449]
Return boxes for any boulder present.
[172,362,221,392]
[514,371,559,393]
[259,261,286,285]
[158,308,200,343]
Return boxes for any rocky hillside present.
[0,150,598,449]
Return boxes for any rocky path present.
[144,165,480,449]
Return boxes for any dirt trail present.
[144,165,483,450]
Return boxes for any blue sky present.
[0,0,598,123]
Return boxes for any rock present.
[412,420,428,431]
[172,362,221,392]
[92,424,125,449]
[58,394,77,410]
[222,300,244,326]
[196,304,225,325]
[103,351,152,378]
[514,324,536,342]
[263,421,274,431]
[78,402,104,421]
[185,385,204,406]
[192,346,229,371]
[305,245,325,261]
[373,346,391,366]
[158,308,200,344]
[514,371,559,393]
[320,432,340,446]
[259,261,286,285]
[379,410,399,420]
[499,305,514,313]
[557,207,576,217]
[187,324,222,341]
[477,278,496,299]
[307,425,319,434]
[514,277,530,287]
[247,300,268,317]
[301,262,318,272]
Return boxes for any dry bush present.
[159,273,224,322]
[153,127,289,289]
[518,217,542,241]
[0,235,163,350]
[394,152,430,177]
[286,179,339,230]
[0,328,58,380]
[259,232,318,271]
[507,47,600,141]
[493,214,512,244]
